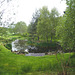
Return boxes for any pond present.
[12,39,38,53]
[11,39,60,55]
[11,39,46,56]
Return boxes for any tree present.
[27,9,40,34]
[37,6,50,42]
[65,0,75,51]
[27,9,40,40]
[37,6,59,42]
[56,0,75,51]
[49,7,59,42]
[56,16,66,39]
[55,1,75,74]
[0,27,8,36]
[27,24,32,34]
[13,21,27,34]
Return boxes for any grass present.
[0,44,75,75]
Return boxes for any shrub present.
[5,43,12,50]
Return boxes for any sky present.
[1,0,67,26]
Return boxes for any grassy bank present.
[0,45,75,75]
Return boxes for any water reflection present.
[12,39,57,53]
[12,39,28,53]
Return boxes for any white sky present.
[1,0,67,26]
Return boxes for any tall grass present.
[21,63,33,73]
[0,45,75,75]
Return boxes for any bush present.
[5,43,12,50]
[12,37,17,41]
[28,42,60,53]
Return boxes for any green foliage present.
[0,27,8,36]
[64,0,75,50]
[37,6,50,42]
[35,42,57,47]
[49,7,59,36]
[37,6,59,42]
[0,45,74,74]
[27,10,40,42]
[5,43,12,50]
[56,16,66,39]
[10,21,27,34]
[27,10,40,34]
[56,0,75,51]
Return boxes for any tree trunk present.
[46,35,48,42]
[50,36,52,43]
[38,36,39,41]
